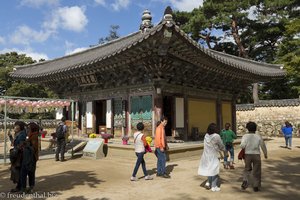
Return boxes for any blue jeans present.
[224,145,234,165]
[285,136,292,147]
[155,148,166,175]
[132,152,147,177]
[208,175,219,187]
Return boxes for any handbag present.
[238,148,245,160]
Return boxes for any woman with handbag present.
[130,122,153,181]
[240,121,268,192]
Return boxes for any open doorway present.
[163,96,173,136]
[94,100,106,134]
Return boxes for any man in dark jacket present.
[55,117,67,161]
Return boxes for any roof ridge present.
[208,49,283,69]
[14,31,142,69]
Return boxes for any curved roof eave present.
[11,20,285,79]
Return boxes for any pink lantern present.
[64,101,70,107]
[26,101,32,107]
[20,101,26,107]
[0,99,5,105]
[32,101,38,107]
[9,99,15,105]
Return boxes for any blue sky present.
[0,0,203,61]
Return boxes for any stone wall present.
[236,99,300,137]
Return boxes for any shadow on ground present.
[0,169,105,200]
[148,164,178,176]
[66,196,109,200]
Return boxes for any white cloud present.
[168,0,202,12]
[20,0,60,8]
[111,0,130,11]
[66,47,88,55]
[0,48,49,61]
[10,25,51,45]
[94,0,106,6]
[44,6,88,32]
[64,41,88,55]
[0,36,5,44]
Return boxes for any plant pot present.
[122,140,128,145]
[104,138,108,143]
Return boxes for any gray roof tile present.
[11,21,285,79]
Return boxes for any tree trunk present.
[231,16,259,102]
[231,17,247,58]
[199,32,212,49]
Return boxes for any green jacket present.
[220,129,237,144]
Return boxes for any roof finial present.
[163,6,173,23]
[140,9,153,32]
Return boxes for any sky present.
[0,0,203,61]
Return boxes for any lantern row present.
[0,99,71,108]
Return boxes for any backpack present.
[56,124,65,140]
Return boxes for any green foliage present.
[0,52,57,119]
[173,0,300,102]
[98,25,120,44]
[0,52,34,95]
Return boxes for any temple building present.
[11,8,285,140]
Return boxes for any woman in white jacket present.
[198,123,226,192]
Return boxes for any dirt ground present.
[0,137,299,200]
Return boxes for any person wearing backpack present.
[55,117,67,162]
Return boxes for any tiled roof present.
[11,20,285,79]
[236,99,300,111]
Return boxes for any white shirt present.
[133,131,145,153]
[240,133,267,156]
[198,133,225,176]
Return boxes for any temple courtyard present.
[0,137,299,200]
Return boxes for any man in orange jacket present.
[154,117,170,178]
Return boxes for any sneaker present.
[161,174,171,178]
[241,181,248,190]
[253,187,259,192]
[229,165,235,169]
[204,182,210,190]
[145,175,153,180]
[130,176,137,181]
[55,158,59,161]
[211,186,221,192]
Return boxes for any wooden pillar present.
[184,94,188,141]
[154,95,163,123]
[216,98,223,130]
[231,97,237,133]
[92,100,96,133]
